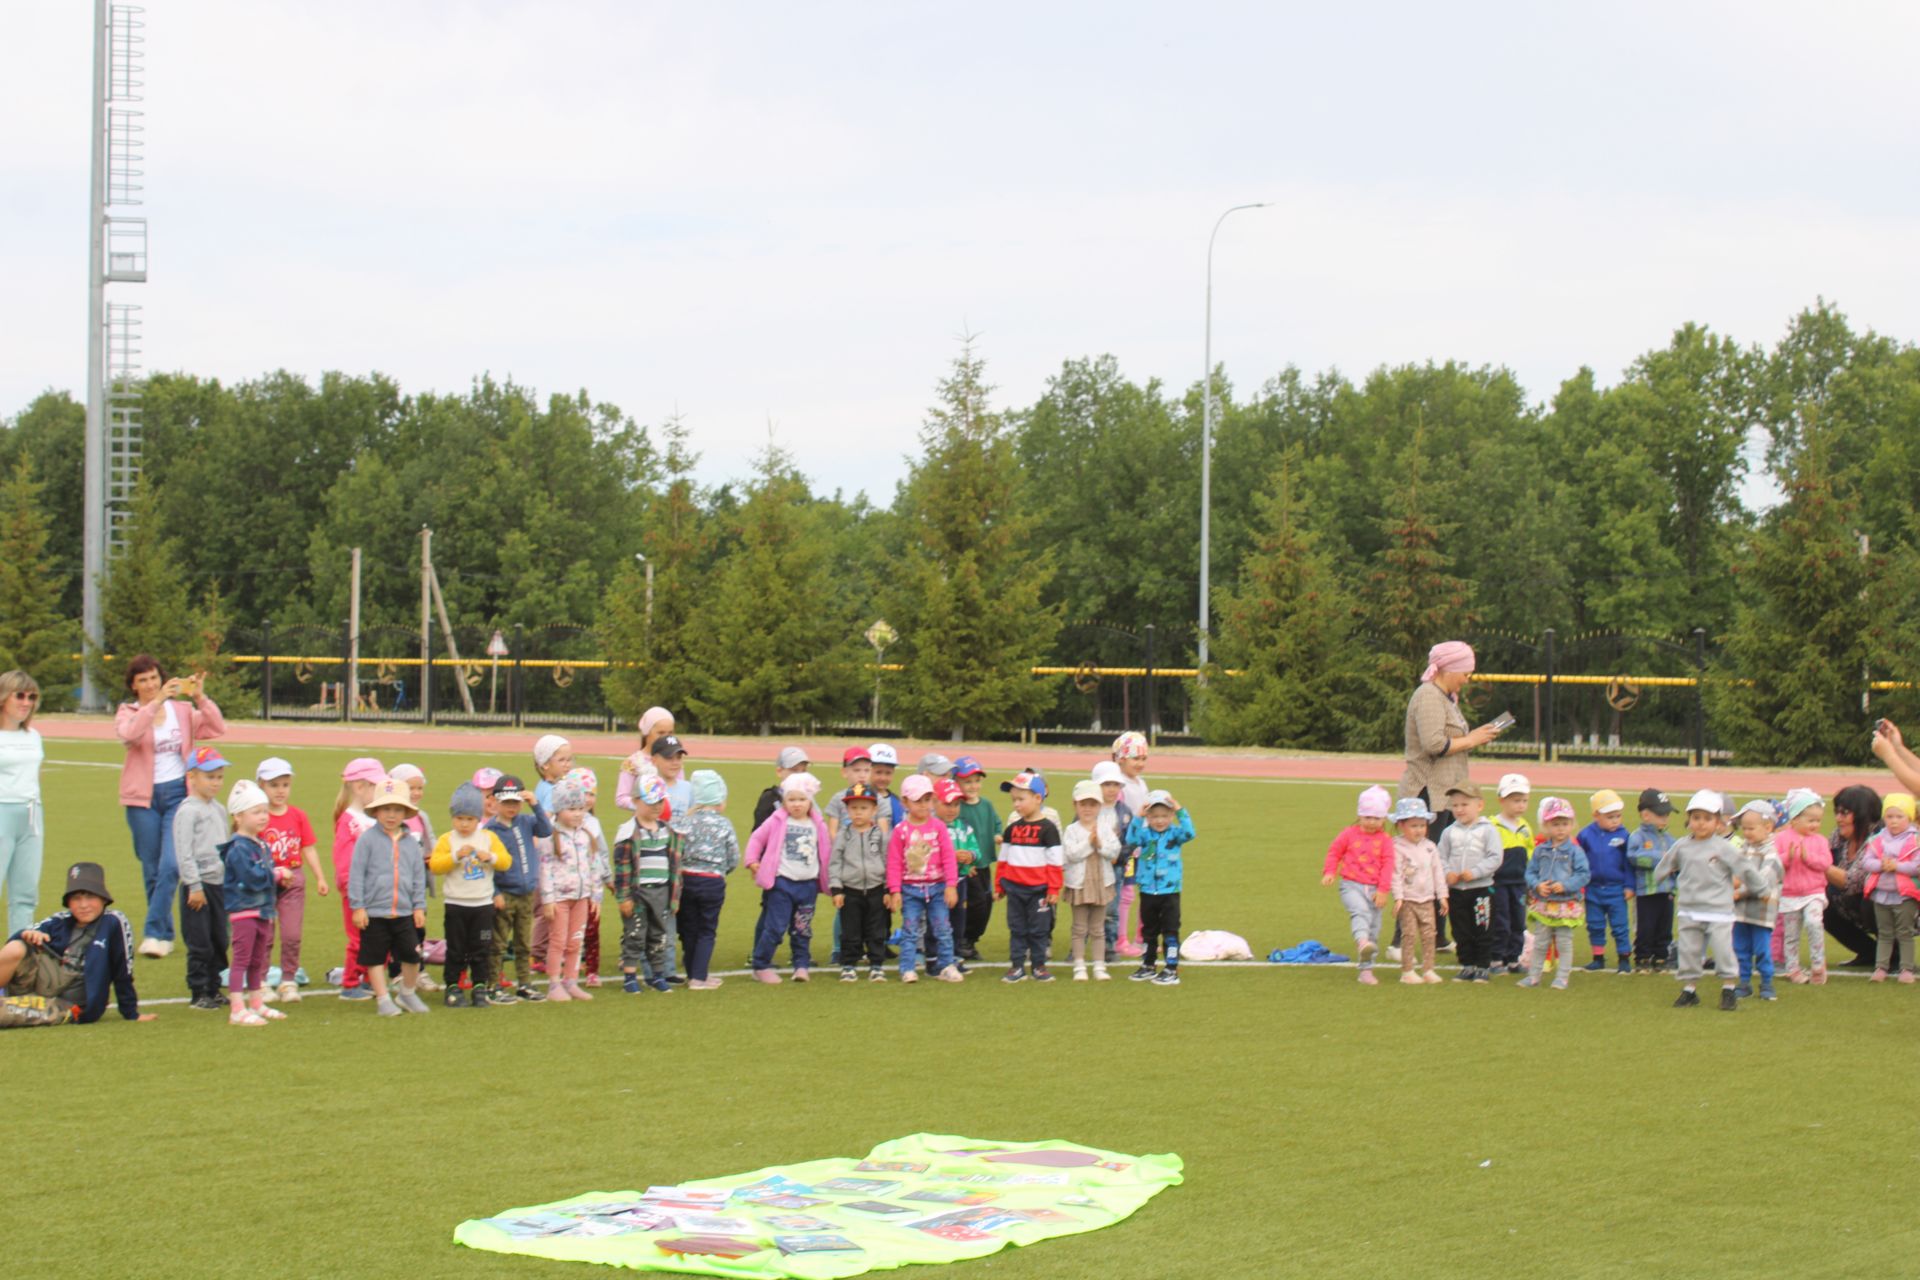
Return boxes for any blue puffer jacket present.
[1127,810,1196,895]
[219,834,278,919]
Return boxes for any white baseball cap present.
[1497,773,1531,797]
[255,757,294,781]
[1685,789,1723,815]
[868,743,899,766]
[1090,761,1125,786]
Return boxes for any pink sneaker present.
[545,985,573,1002]
[793,970,811,984]
[1870,969,1888,983]
[1811,968,1827,985]
[584,973,602,988]
[1901,971,1916,985]
[1788,970,1810,985]
[1357,970,1378,986]
[752,969,782,985]
[565,980,594,1000]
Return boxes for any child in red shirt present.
[256,758,322,1003]
[1321,786,1395,985]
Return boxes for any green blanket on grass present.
[453,1133,1182,1277]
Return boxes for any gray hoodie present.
[171,794,229,892]
[1653,835,1740,914]
[348,824,428,918]
[830,822,887,893]
[1437,817,1503,891]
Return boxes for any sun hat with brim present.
[1390,797,1435,824]
[366,778,418,814]
[62,861,112,906]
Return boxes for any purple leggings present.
[229,916,274,993]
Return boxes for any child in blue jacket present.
[1126,791,1195,986]
[1521,797,1591,990]
[221,779,283,1027]
[1577,790,1634,974]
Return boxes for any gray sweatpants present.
[1674,914,1736,983]
[1526,923,1574,986]
[619,883,671,974]
[1339,879,1382,969]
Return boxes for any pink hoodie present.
[1775,830,1834,897]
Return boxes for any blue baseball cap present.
[999,770,1047,799]
[951,755,985,779]
[187,747,230,773]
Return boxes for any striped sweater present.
[996,815,1064,894]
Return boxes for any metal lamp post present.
[865,619,897,724]
[1197,201,1272,677]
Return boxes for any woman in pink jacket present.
[114,655,226,957]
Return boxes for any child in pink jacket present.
[743,773,832,984]
[886,775,961,984]
[1391,797,1449,984]
[1774,788,1834,984]
[1321,786,1396,985]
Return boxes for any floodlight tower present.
[80,1,149,709]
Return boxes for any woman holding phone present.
[1400,641,1507,844]
[115,655,226,956]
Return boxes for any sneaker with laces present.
[517,985,546,1002]
[1000,969,1026,984]
[1072,965,1089,982]
[1130,965,1157,982]
[901,970,920,984]
[1093,965,1110,981]
[1582,958,1607,972]
[649,978,671,993]
[375,995,403,1017]
[414,972,441,992]
[443,988,467,1008]
[1718,988,1738,1011]
[938,965,964,983]
[840,969,858,983]
[1673,988,1700,1008]
[623,975,642,994]
[488,985,518,1005]
[1151,969,1180,986]
[1516,976,1539,988]
[338,985,373,1002]
[1031,968,1055,983]
[565,981,593,1001]
[396,989,432,1014]
[137,937,171,958]
[868,969,886,982]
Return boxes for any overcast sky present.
[4,3,1916,505]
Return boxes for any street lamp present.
[1198,201,1273,677]
[634,552,654,646]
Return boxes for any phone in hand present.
[1487,711,1516,734]
[1876,718,1892,738]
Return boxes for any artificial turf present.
[10,737,1915,1279]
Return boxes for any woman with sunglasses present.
[0,670,46,935]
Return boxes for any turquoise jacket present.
[1128,810,1196,895]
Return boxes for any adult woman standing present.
[115,656,226,957]
[0,671,46,935]
[1400,641,1506,835]
[1824,784,1883,967]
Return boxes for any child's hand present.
[543,902,557,921]
[1045,893,1059,906]
[187,889,205,911]
[619,899,634,917]
[316,879,330,897]
[832,894,845,909]
[19,928,47,946]
[944,887,958,908]
[412,909,425,929]
[1625,889,1635,900]
[1439,902,1449,916]
[351,908,368,929]
[1320,873,1335,887]
[1445,871,1460,885]
[1372,891,1389,909]
[994,888,1005,900]
[493,893,505,909]
[886,893,901,911]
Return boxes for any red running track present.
[34,715,1894,796]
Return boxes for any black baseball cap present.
[1637,788,1673,817]
[650,735,687,758]
[492,774,530,802]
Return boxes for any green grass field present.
[11,738,1916,1279]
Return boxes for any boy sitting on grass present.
[0,862,152,1028]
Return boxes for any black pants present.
[1490,881,1527,965]
[1448,885,1493,968]
[965,866,994,945]
[676,873,727,981]
[179,883,228,999]
[443,902,493,989]
[1633,893,1674,965]
[1139,891,1183,967]
[1825,888,1879,965]
[837,886,889,970]
[1004,882,1053,971]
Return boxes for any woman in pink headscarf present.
[1400,641,1504,812]
[615,707,675,813]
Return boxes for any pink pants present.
[338,888,366,989]
[229,916,274,993]
[544,897,591,984]
[272,880,306,974]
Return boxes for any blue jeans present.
[0,801,44,936]
[900,884,955,975]
[1733,921,1775,989]
[125,777,188,942]
[1585,883,1631,957]
[750,877,817,972]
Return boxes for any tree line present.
[1,301,1916,762]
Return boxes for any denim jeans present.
[751,876,818,972]
[125,777,188,942]
[1733,920,1776,989]
[1585,883,1632,958]
[899,884,955,975]
[675,873,725,981]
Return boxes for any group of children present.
[150,719,1200,1026]
[1325,770,1920,1009]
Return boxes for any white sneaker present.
[277,982,300,1003]
[902,970,919,984]
[1093,965,1111,981]
[259,985,277,1003]
[1386,946,1403,963]
[937,965,965,983]
[1072,965,1089,982]
[414,972,441,992]
[138,937,171,958]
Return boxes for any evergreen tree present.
[95,475,200,694]
[683,446,859,733]
[1198,457,1368,747]
[0,454,78,703]
[1706,416,1895,764]
[886,340,1062,740]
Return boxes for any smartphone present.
[1487,711,1516,734]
